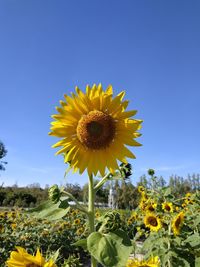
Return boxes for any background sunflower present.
[172,212,184,235]
[144,213,162,232]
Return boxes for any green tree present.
[64,183,83,201]
[83,180,108,205]
[0,141,7,171]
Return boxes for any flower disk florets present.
[77,110,115,150]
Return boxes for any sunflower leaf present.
[28,199,70,220]
[184,233,200,248]
[72,239,88,251]
[87,230,132,267]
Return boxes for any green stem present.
[88,174,97,267]
[168,223,171,267]
[94,172,111,193]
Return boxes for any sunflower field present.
[1,186,200,267]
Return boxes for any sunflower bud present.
[48,184,62,203]
[148,168,155,176]
[99,211,122,233]
[120,162,132,178]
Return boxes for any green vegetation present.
[0,173,200,208]
[0,141,7,172]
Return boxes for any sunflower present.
[184,193,194,205]
[185,192,192,198]
[144,213,162,232]
[172,212,184,236]
[145,202,157,212]
[126,256,160,267]
[6,246,57,267]
[138,185,145,193]
[11,223,17,230]
[50,84,142,176]
[162,202,173,213]
[0,224,4,233]
[74,218,81,225]
[175,206,179,212]
[76,227,84,235]
[139,199,148,211]
[95,211,100,218]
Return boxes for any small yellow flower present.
[172,212,184,236]
[185,198,194,205]
[127,218,134,225]
[95,212,100,218]
[162,202,173,213]
[175,206,179,212]
[138,186,145,193]
[7,211,16,219]
[74,218,81,225]
[126,256,160,266]
[131,211,138,219]
[144,213,162,232]
[6,246,57,267]
[185,192,191,198]
[76,227,84,236]
[11,223,17,230]
[146,203,157,212]
[139,198,148,211]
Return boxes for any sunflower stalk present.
[94,172,111,193]
[88,174,97,267]
[167,223,172,267]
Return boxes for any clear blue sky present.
[0,0,200,187]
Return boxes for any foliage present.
[0,186,48,207]
[0,141,7,171]
[1,172,200,209]
[87,230,132,267]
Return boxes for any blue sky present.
[0,0,200,187]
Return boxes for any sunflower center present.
[76,110,115,149]
[148,205,155,212]
[87,121,103,136]
[148,217,158,226]
[175,217,181,228]
[165,205,171,211]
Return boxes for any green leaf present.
[195,257,200,266]
[28,200,54,213]
[184,233,200,248]
[59,198,69,209]
[72,239,87,250]
[174,236,182,246]
[194,215,200,227]
[163,187,171,195]
[28,199,70,220]
[87,230,132,267]
[50,249,60,262]
[163,187,174,199]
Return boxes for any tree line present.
[0,173,199,208]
